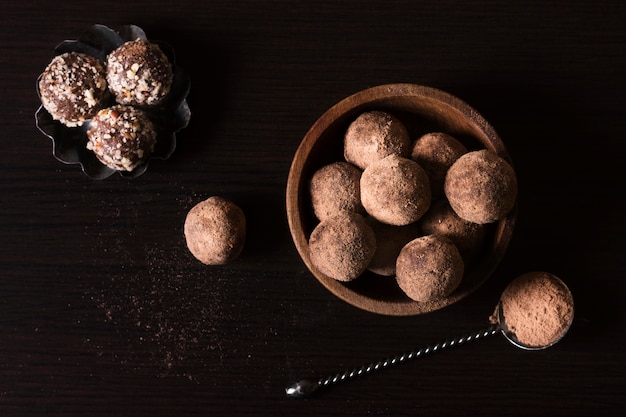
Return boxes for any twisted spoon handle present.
[286,324,499,399]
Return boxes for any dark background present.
[1,1,624,416]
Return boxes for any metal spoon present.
[285,276,573,399]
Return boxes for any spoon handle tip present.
[285,379,320,399]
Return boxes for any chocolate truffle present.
[309,161,364,221]
[495,271,574,348]
[344,111,411,170]
[444,150,517,224]
[419,199,487,260]
[184,196,246,265]
[86,105,157,171]
[410,132,468,197]
[366,217,421,277]
[395,235,464,302]
[106,39,173,106]
[360,155,431,226]
[38,52,108,127]
[308,212,376,282]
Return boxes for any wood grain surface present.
[1,1,624,416]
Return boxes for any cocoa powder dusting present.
[445,150,517,224]
[309,161,364,221]
[395,235,464,302]
[360,155,431,226]
[308,212,376,282]
[343,111,411,170]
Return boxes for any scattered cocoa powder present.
[82,195,239,381]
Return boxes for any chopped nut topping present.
[86,105,156,171]
[106,39,173,106]
[38,52,108,126]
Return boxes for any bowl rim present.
[286,83,517,316]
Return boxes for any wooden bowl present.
[286,83,517,316]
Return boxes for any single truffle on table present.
[86,105,157,171]
[308,212,376,282]
[309,161,364,221]
[444,149,517,224]
[410,132,468,197]
[38,52,108,127]
[106,39,174,106]
[395,234,464,302]
[494,271,574,348]
[344,110,411,170]
[366,216,421,277]
[360,155,431,226]
[419,199,487,261]
[184,196,246,265]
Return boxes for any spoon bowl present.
[496,272,574,350]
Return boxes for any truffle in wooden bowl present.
[286,83,517,316]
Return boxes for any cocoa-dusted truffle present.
[395,235,464,302]
[410,132,468,197]
[495,271,574,348]
[86,105,157,171]
[366,217,421,276]
[344,111,411,170]
[360,155,431,226]
[38,52,108,127]
[309,161,364,221]
[106,39,173,106]
[184,196,246,265]
[419,199,487,260]
[444,150,517,224]
[308,212,376,282]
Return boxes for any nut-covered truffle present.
[360,155,431,226]
[309,161,364,221]
[366,217,421,277]
[38,52,108,127]
[308,212,376,282]
[395,235,464,302]
[86,105,157,171]
[495,271,574,348]
[410,132,468,197]
[444,150,517,224]
[344,111,411,170]
[184,196,246,265]
[106,39,174,106]
[419,199,487,260]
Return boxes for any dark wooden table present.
[2,1,624,416]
